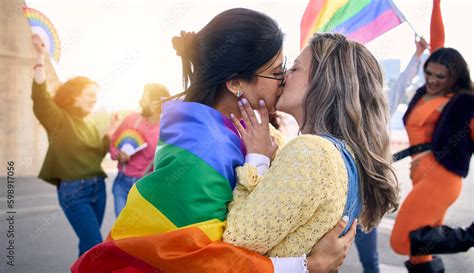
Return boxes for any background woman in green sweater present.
[31,35,118,256]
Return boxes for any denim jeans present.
[57,176,106,256]
[112,172,139,217]
[355,226,380,273]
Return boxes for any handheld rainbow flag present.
[300,0,406,48]
[113,129,147,156]
[23,6,61,62]
[72,101,273,273]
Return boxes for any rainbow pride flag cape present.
[300,0,405,48]
[72,101,273,273]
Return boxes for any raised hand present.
[32,34,46,64]
[415,36,429,57]
[230,98,277,159]
[105,113,121,140]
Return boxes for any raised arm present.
[388,37,428,116]
[31,35,64,132]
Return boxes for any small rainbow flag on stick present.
[300,0,406,48]
[23,6,61,62]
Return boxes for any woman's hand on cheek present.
[230,98,277,158]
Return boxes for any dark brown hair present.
[424,47,473,94]
[172,8,283,106]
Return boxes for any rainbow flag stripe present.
[23,6,61,62]
[301,0,405,47]
[113,129,146,150]
[72,101,272,273]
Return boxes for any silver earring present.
[235,90,243,97]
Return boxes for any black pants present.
[410,222,474,255]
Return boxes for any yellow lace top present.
[223,135,349,257]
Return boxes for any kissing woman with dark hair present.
[73,8,355,273]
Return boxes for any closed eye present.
[425,70,447,79]
[287,64,297,73]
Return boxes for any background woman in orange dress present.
[390,47,474,273]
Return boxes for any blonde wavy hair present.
[301,33,399,230]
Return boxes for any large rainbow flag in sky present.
[72,101,273,273]
[301,0,406,48]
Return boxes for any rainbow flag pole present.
[300,0,409,48]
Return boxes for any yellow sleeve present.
[223,135,340,254]
[227,164,260,212]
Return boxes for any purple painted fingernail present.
[230,113,235,119]
[241,98,248,104]
[259,99,265,106]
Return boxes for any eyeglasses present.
[254,56,287,87]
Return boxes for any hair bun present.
[172,31,196,58]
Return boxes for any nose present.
[425,75,436,84]
[427,77,437,84]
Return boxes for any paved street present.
[1,158,473,273]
